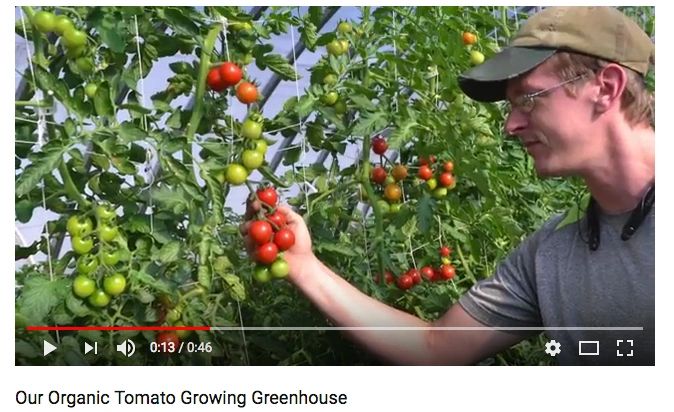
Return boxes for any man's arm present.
[294,257,525,365]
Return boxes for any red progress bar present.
[26,326,211,331]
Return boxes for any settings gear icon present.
[545,340,562,357]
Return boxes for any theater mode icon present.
[578,341,600,356]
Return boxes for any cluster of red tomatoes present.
[68,204,127,308]
[417,156,456,199]
[206,61,258,104]
[379,246,457,291]
[247,187,296,283]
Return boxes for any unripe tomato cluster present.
[416,156,457,199]
[207,61,259,104]
[68,204,128,308]
[32,11,89,59]
[321,21,352,110]
[378,245,457,291]
[248,187,295,283]
[222,113,267,186]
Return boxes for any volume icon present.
[116,339,136,357]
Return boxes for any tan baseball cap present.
[459,7,655,102]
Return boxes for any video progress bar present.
[210,326,644,331]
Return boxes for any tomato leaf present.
[155,240,182,264]
[299,21,318,52]
[131,269,174,295]
[352,110,388,137]
[258,165,292,188]
[315,242,358,257]
[16,141,70,198]
[152,185,190,214]
[220,273,246,302]
[93,82,115,118]
[160,8,201,38]
[258,53,299,81]
[95,14,127,53]
[16,276,69,324]
[388,119,418,149]
[118,122,147,143]
[416,192,434,235]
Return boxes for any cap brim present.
[458,47,557,102]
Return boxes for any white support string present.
[392,10,399,113]
[134,15,153,233]
[221,18,236,164]
[15,116,59,126]
[290,23,311,211]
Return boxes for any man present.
[243,7,655,365]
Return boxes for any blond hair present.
[550,51,654,127]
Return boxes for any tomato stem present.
[455,243,476,284]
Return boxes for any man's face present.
[504,60,598,177]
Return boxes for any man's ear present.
[594,64,627,113]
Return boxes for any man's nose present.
[504,109,528,137]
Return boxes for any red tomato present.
[266,210,286,229]
[207,67,226,91]
[439,246,452,257]
[273,228,295,251]
[396,274,414,290]
[408,269,421,285]
[236,81,258,104]
[439,264,456,280]
[371,166,387,185]
[256,242,278,265]
[439,172,454,187]
[443,161,454,173]
[155,332,180,353]
[257,187,278,208]
[371,136,388,155]
[418,165,433,181]
[420,266,434,281]
[219,62,243,87]
[249,220,273,245]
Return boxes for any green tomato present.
[76,255,99,275]
[214,170,227,185]
[95,204,117,221]
[75,57,95,74]
[67,215,94,237]
[384,176,396,186]
[388,203,402,214]
[98,223,118,242]
[73,275,96,298]
[426,178,438,191]
[470,50,485,65]
[321,91,339,106]
[100,249,121,266]
[323,74,338,86]
[254,139,268,154]
[226,164,248,185]
[433,187,448,199]
[375,200,390,215]
[166,308,182,324]
[84,83,98,99]
[175,322,192,340]
[241,119,263,140]
[103,273,126,296]
[65,45,85,59]
[337,21,353,34]
[72,236,94,255]
[62,28,87,49]
[33,11,56,33]
[242,150,264,170]
[338,39,350,54]
[270,259,290,279]
[88,289,111,307]
[334,100,347,115]
[54,15,74,35]
[326,39,344,56]
[253,265,272,283]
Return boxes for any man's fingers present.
[244,198,262,220]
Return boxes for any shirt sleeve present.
[458,218,560,330]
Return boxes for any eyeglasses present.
[506,73,588,114]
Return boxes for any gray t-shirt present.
[459,205,655,365]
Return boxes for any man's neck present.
[583,123,655,215]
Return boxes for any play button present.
[43,340,57,356]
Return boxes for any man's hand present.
[240,198,315,283]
